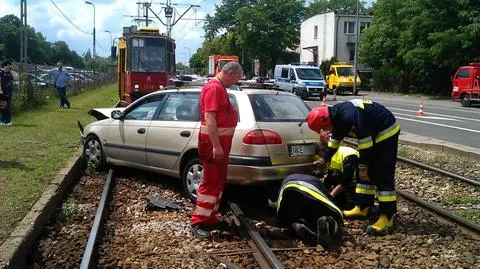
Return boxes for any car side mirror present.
[111,110,123,120]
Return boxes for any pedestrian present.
[316,142,359,210]
[307,99,400,235]
[272,173,344,249]
[49,62,72,108]
[190,61,243,238]
[0,60,14,126]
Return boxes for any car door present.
[105,94,166,165]
[146,92,200,170]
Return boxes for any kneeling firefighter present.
[274,174,344,248]
[316,142,359,210]
[307,99,400,235]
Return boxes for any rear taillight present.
[243,129,283,145]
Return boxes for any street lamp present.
[85,1,96,59]
[104,30,113,47]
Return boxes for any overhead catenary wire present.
[49,0,91,35]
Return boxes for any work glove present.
[313,157,326,167]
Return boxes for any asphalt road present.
[305,91,480,149]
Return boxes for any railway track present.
[30,145,480,268]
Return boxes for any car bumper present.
[227,162,315,185]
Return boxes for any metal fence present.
[9,62,116,112]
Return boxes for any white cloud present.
[1,0,210,59]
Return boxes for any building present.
[300,12,373,67]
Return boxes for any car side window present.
[228,94,240,122]
[124,95,165,120]
[157,92,200,121]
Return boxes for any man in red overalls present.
[191,61,243,238]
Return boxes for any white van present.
[274,64,325,100]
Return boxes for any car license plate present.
[288,144,316,157]
[312,92,320,96]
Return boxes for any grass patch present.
[441,195,480,205]
[59,199,82,224]
[455,210,480,225]
[0,84,118,242]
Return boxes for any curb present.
[0,150,84,269]
[399,131,480,162]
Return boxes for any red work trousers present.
[191,133,233,226]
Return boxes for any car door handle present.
[137,128,146,134]
[180,131,191,137]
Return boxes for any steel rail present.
[397,189,480,235]
[80,169,115,269]
[229,202,284,269]
[342,139,480,187]
[397,156,480,187]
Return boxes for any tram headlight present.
[134,84,139,91]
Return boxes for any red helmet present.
[307,106,331,134]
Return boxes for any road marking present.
[395,116,480,134]
[393,112,463,122]
[389,107,480,123]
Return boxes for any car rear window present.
[248,94,310,122]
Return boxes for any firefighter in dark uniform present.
[274,174,344,248]
[317,143,359,210]
[307,99,400,235]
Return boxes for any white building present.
[300,12,373,67]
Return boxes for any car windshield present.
[131,38,166,72]
[336,67,354,76]
[295,68,323,80]
[249,94,310,122]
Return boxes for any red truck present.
[451,63,480,107]
[208,55,239,77]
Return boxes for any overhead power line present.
[49,0,90,35]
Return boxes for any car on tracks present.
[79,86,320,201]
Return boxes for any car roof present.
[151,86,290,96]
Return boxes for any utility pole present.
[85,1,96,59]
[20,0,27,70]
[353,0,360,94]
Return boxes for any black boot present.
[292,222,316,243]
[191,224,212,239]
[316,216,339,249]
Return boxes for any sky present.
[2,0,375,65]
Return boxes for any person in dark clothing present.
[273,174,344,248]
[307,99,400,235]
[0,61,14,126]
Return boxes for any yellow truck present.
[326,62,361,95]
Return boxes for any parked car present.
[79,87,320,201]
[13,73,48,88]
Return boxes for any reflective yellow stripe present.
[356,184,376,195]
[375,123,400,143]
[329,146,359,172]
[378,191,397,202]
[197,193,216,203]
[194,206,212,217]
[350,99,365,109]
[358,137,373,150]
[328,138,341,149]
[277,181,343,217]
[200,125,235,135]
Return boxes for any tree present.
[306,0,370,18]
[189,47,208,75]
[360,0,480,94]
[204,0,257,40]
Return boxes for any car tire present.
[182,157,203,203]
[83,135,106,170]
[461,95,471,107]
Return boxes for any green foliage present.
[189,47,208,75]
[202,0,305,75]
[306,0,370,18]
[360,0,480,94]
[320,57,338,77]
[176,63,192,74]
[0,14,86,67]
[59,199,81,223]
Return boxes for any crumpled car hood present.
[88,108,126,120]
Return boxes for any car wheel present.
[84,135,106,170]
[182,157,203,203]
[461,95,471,107]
